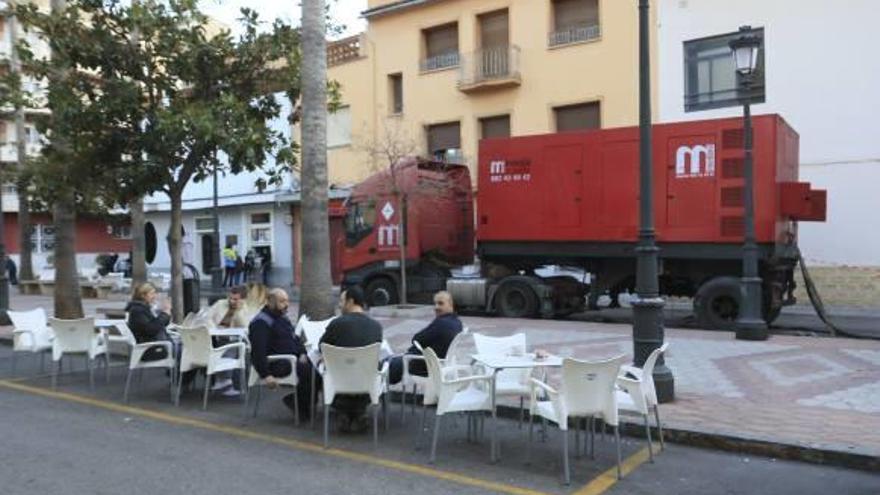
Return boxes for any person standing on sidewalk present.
[222,243,237,287]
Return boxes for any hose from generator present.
[796,249,866,338]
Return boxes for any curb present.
[386,391,878,473]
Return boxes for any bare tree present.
[358,120,419,304]
[299,0,335,319]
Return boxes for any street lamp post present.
[730,26,768,341]
[632,0,674,402]
[211,161,223,290]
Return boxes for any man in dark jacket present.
[319,286,382,430]
[388,291,462,385]
[249,288,315,419]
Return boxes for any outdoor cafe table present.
[470,353,563,462]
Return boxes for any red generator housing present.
[476,114,825,324]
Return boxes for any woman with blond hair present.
[125,282,173,362]
[244,281,268,319]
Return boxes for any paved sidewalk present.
[376,314,880,464]
[2,293,878,467]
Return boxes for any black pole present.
[211,161,223,290]
[0,181,8,319]
[735,87,768,340]
[633,0,674,402]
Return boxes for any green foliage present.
[10,0,303,211]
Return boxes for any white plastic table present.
[471,353,563,462]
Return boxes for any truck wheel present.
[496,282,538,318]
[693,276,741,331]
[365,278,398,307]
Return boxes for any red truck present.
[336,114,826,329]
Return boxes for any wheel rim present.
[711,295,739,322]
[503,288,529,316]
[371,288,391,306]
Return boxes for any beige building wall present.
[327,0,658,186]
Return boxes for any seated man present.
[249,288,315,419]
[320,286,383,431]
[206,285,251,328]
[205,285,251,395]
[388,291,462,385]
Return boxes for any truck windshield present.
[345,201,376,247]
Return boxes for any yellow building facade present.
[325,0,658,186]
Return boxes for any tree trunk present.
[53,195,82,318]
[130,197,147,285]
[49,0,81,318]
[299,0,335,319]
[398,194,408,305]
[167,191,184,323]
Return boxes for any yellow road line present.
[574,446,654,495]
[0,379,548,495]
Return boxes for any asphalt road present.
[0,362,876,495]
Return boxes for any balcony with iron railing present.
[457,45,520,93]
[548,24,601,47]
[420,51,460,73]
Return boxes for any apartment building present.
[324,0,655,185]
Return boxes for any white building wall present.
[658,0,880,266]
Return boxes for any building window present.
[249,212,272,247]
[108,224,132,240]
[554,101,601,132]
[194,217,216,232]
[684,28,765,112]
[29,224,56,254]
[388,73,403,114]
[327,105,352,148]
[480,115,511,140]
[549,0,600,47]
[427,121,461,162]
[421,22,459,72]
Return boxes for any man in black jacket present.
[249,288,315,419]
[388,291,462,385]
[319,286,382,430]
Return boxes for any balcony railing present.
[420,52,460,72]
[548,24,601,47]
[457,45,520,92]
[327,35,362,67]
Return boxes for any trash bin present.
[182,263,201,316]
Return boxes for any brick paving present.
[3,293,879,459]
[376,314,880,458]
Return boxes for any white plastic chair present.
[296,315,334,427]
[245,355,300,424]
[320,342,387,449]
[8,308,53,376]
[175,325,247,410]
[48,317,109,390]
[400,326,471,422]
[617,342,670,460]
[421,346,495,464]
[528,355,627,485]
[473,332,532,426]
[112,321,177,403]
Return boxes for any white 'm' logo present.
[490,160,505,175]
[378,224,400,247]
[675,144,716,178]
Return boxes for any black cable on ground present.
[797,249,872,339]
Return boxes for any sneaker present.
[211,378,233,391]
[220,388,241,397]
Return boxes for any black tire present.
[693,276,741,330]
[365,278,398,307]
[495,282,538,318]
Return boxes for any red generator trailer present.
[337,114,826,329]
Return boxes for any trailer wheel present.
[496,282,538,318]
[365,278,398,307]
[693,276,741,330]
